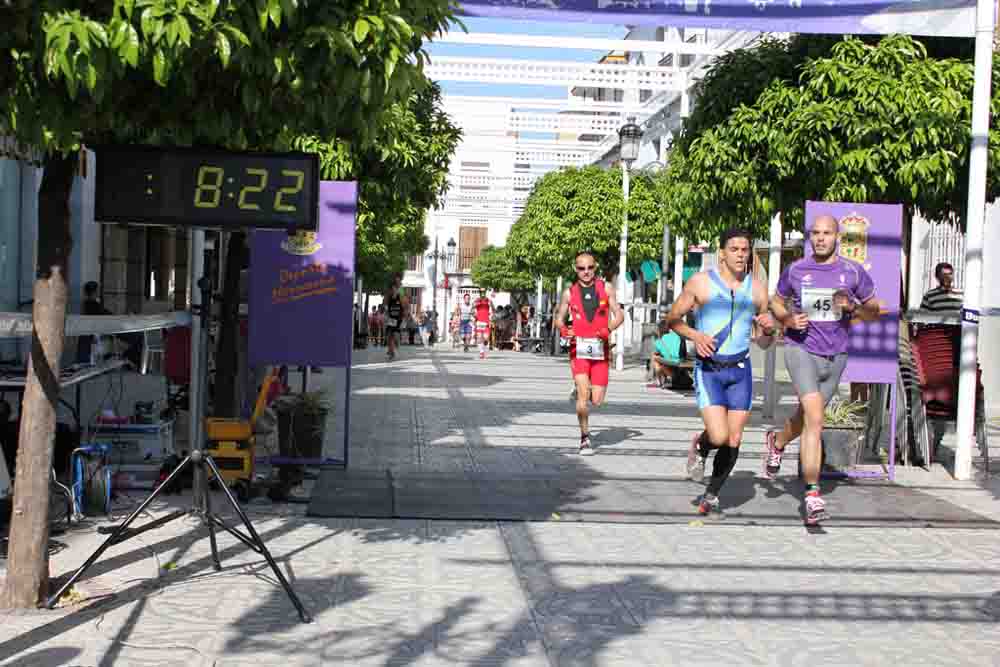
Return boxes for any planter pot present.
[820,427,864,472]
[797,427,864,477]
[276,404,328,460]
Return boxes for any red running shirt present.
[474,298,491,323]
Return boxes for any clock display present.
[94,145,319,230]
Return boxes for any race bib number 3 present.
[576,336,604,360]
[802,287,839,322]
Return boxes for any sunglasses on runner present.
[576,264,595,272]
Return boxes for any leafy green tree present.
[470,245,536,302]
[678,34,973,155]
[506,166,664,282]
[662,35,1000,244]
[0,0,456,608]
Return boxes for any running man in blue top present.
[666,228,776,517]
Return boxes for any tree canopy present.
[506,166,664,281]
[1,0,456,152]
[470,245,536,295]
[661,35,998,243]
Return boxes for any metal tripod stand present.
[46,276,312,623]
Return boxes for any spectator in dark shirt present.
[920,262,964,314]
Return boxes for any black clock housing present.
[94,145,319,230]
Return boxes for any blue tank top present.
[695,269,755,363]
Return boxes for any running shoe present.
[762,430,783,480]
[696,493,722,517]
[579,433,595,456]
[686,433,706,483]
[479,351,486,360]
[805,494,828,525]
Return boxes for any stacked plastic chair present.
[909,324,989,472]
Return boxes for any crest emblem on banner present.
[838,213,870,266]
[281,230,322,256]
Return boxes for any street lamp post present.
[444,238,456,343]
[616,117,643,372]
[427,236,450,344]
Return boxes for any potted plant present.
[820,398,867,472]
[276,390,330,460]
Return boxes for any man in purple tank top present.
[764,215,882,525]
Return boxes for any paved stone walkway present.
[2,344,1000,666]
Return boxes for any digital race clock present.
[94,145,319,230]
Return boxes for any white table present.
[0,358,128,427]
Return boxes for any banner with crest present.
[249,181,357,368]
[804,201,903,384]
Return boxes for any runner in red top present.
[554,251,624,455]
[473,291,493,359]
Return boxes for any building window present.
[407,255,424,272]
[458,225,489,272]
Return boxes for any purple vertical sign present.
[804,201,902,384]
[249,181,357,367]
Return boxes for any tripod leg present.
[204,455,313,623]
[202,466,222,571]
[46,456,193,609]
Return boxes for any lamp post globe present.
[618,117,643,164]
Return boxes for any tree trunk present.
[2,152,77,609]
[213,232,247,418]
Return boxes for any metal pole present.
[673,236,684,301]
[535,276,543,338]
[443,276,449,344]
[188,230,205,453]
[763,212,782,420]
[659,224,670,306]
[616,160,630,371]
[954,0,994,480]
[431,238,438,336]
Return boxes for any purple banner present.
[459,1,975,38]
[249,181,357,367]
[804,201,902,384]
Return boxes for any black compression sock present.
[697,431,716,458]
[707,446,740,496]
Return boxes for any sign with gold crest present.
[838,212,871,269]
[804,201,902,384]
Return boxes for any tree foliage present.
[470,245,536,295]
[506,166,663,280]
[661,35,1000,244]
[1,0,457,152]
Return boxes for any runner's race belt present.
[697,354,748,370]
[575,336,604,360]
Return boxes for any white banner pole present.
[954,0,995,480]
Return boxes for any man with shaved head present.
[766,214,882,525]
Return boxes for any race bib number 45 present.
[802,287,839,322]
[576,336,604,360]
